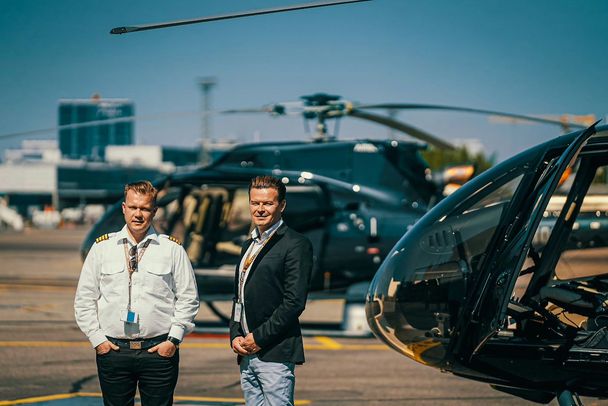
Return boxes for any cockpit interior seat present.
[539,285,605,318]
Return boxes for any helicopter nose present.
[365,245,450,368]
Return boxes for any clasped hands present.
[232,333,261,356]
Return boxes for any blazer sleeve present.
[252,237,313,348]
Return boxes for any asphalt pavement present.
[0,227,605,405]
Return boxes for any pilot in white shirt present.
[74,180,199,406]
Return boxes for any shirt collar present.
[251,219,283,243]
[116,224,159,246]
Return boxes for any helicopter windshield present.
[366,158,527,366]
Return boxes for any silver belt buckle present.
[129,341,142,350]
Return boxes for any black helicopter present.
[81,92,587,317]
[366,123,608,405]
[80,94,469,302]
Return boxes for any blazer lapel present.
[244,223,287,285]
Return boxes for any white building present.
[4,140,61,163]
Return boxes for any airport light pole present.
[198,77,217,166]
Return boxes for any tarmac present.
[0,227,606,405]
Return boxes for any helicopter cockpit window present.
[367,170,525,365]
[505,155,608,343]
[383,145,437,204]
[279,146,351,181]
[352,147,424,205]
[554,163,608,280]
[545,164,608,333]
[511,160,578,300]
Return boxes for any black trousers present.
[96,348,179,406]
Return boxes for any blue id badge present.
[121,310,139,324]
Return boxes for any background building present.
[4,140,61,164]
[58,96,134,161]
[0,93,235,224]
[0,140,212,217]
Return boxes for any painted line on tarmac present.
[175,395,310,405]
[0,392,100,405]
[314,336,343,349]
[0,393,311,405]
[0,340,388,351]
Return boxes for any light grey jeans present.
[239,354,296,406]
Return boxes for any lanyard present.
[238,228,278,303]
[243,235,272,272]
[123,238,151,311]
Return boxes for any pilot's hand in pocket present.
[96,340,119,355]
[148,340,177,358]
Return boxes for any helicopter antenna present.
[314,116,328,141]
[334,115,341,138]
[302,116,311,134]
[387,108,398,139]
[110,0,371,34]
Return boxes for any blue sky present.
[1,0,607,161]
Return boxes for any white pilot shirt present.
[238,219,283,334]
[74,225,200,348]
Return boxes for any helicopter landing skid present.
[557,390,583,406]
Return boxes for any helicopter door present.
[282,184,331,283]
[461,124,599,358]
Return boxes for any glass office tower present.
[58,97,134,160]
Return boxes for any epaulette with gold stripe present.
[161,235,181,245]
[95,234,110,244]
[168,235,181,245]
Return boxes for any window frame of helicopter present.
[504,158,608,339]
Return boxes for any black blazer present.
[229,223,313,365]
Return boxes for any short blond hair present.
[124,180,158,205]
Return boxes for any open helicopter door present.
[452,122,600,363]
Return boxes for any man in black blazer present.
[230,175,313,406]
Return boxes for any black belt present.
[107,334,168,350]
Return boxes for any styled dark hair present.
[249,175,286,202]
[124,180,158,205]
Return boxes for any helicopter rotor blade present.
[356,103,587,130]
[220,108,271,114]
[221,104,299,116]
[348,109,455,150]
[110,0,370,35]
[0,108,264,141]
[0,111,205,141]
[0,106,311,141]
